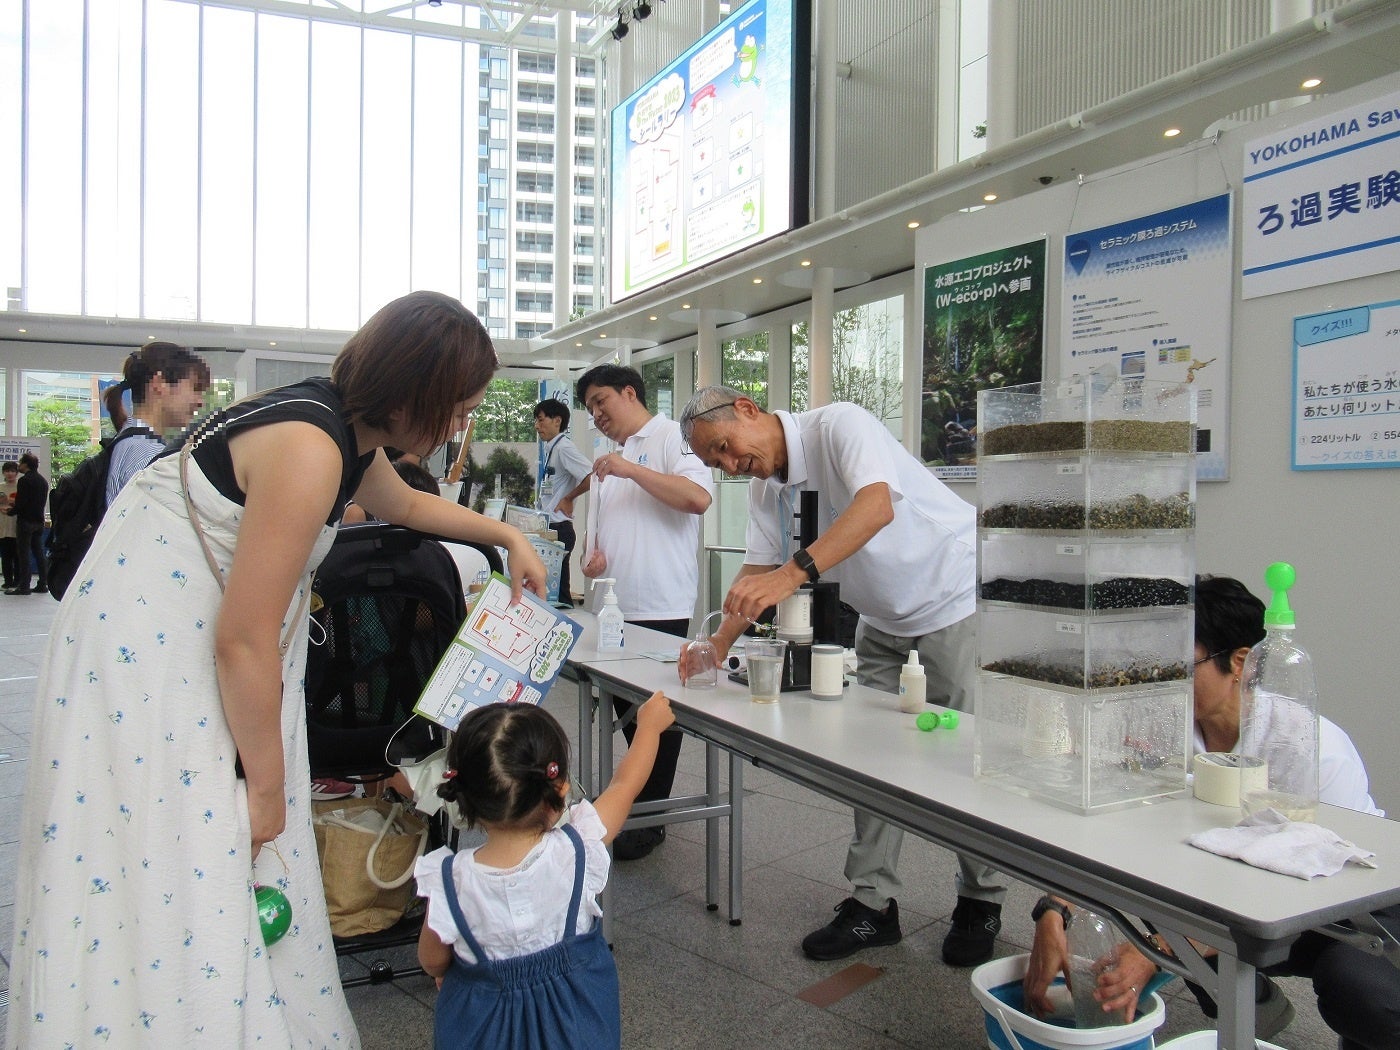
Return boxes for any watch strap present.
[792,548,819,584]
[1032,895,1071,926]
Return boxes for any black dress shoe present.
[34,586,49,593]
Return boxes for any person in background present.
[575,364,713,860]
[416,693,675,1048]
[9,291,548,1048]
[1023,575,1396,1048]
[0,460,18,590]
[4,452,49,595]
[103,341,212,503]
[533,398,593,607]
[678,386,1004,968]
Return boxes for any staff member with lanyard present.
[533,398,593,607]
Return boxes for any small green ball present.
[916,710,959,731]
[256,884,293,946]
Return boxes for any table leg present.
[705,744,719,912]
[728,751,743,926]
[597,682,617,944]
[1215,953,1257,1050]
[576,676,594,798]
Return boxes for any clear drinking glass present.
[745,638,787,703]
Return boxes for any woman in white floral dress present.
[8,291,548,1049]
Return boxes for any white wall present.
[917,72,1400,812]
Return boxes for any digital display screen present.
[608,0,810,302]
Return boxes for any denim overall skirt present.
[434,823,622,1049]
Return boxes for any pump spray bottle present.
[591,577,624,653]
[899,650,926,714]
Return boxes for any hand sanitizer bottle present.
[898,649,926,713]
[1239,562,1319,821]
[591,577,624,653]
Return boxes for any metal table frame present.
[566,639,1400,1050]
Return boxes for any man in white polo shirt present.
[678,385,1003,967]
[576,364,714,860]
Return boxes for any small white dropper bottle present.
[898,649,926,713]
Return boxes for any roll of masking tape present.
[1193,752,1268,806]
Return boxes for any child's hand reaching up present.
[636,691,675,736]
[594,691,678,843]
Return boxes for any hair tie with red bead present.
[545,761,560,780]
[442,769,458,781]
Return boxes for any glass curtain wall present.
[1,1,598,337]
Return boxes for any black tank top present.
[177,377,376,526]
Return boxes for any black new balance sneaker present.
[941,896,1002,967]
[801,897,902,960]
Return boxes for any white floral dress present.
[8,451,360,1048]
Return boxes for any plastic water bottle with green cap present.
[1238,562,1320,821]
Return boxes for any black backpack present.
[45,427,154,600]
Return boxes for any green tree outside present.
[28,397,95,478]
[473,377,541,443]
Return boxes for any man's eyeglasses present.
[1194,649,1228,668]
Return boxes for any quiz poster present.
[1292,299,1400,470]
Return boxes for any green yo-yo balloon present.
[256,883,293,946]
[916,710,959,732]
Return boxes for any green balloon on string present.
[256,883,293,946]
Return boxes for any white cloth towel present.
[1187,808,1377,879]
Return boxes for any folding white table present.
[566,620,1400,1049]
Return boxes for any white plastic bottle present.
[591,577,624,653]
[1238,562,1319,821]
[898,650,926,713]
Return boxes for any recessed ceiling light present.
[752,277,763,284]
[681,303,691,310]
[648,315,658,321]
[982,193,998,202]
[907,220,921,229]
[575,341,583,347]
[599,332,606,337]
[799,260,812,267]
[17,328,26,333]
[1301,77,1322,90]
[1164,127,1182,138]
[269,341,277,346]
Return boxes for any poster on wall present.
[1060,193,1232,480]
[920,239,1046,481]
[0,437,51,483]
[1291,298,1400,470]
[1242,87,1400,300]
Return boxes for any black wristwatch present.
[792,548,820,584]
[1032,895,1072,927]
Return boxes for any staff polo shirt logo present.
[636,453,650,466]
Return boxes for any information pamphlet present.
[414,573,583,732]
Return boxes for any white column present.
[986,0,1018,149]
[696,310,721,388]
[809,268,834,408]
[809,0,838,408]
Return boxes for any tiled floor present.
[0,593,1339,1048]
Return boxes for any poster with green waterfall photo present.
[921,239,1046,480]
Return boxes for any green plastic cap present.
[1262,562,1297,629]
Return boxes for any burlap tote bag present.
[312,797,429,937]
